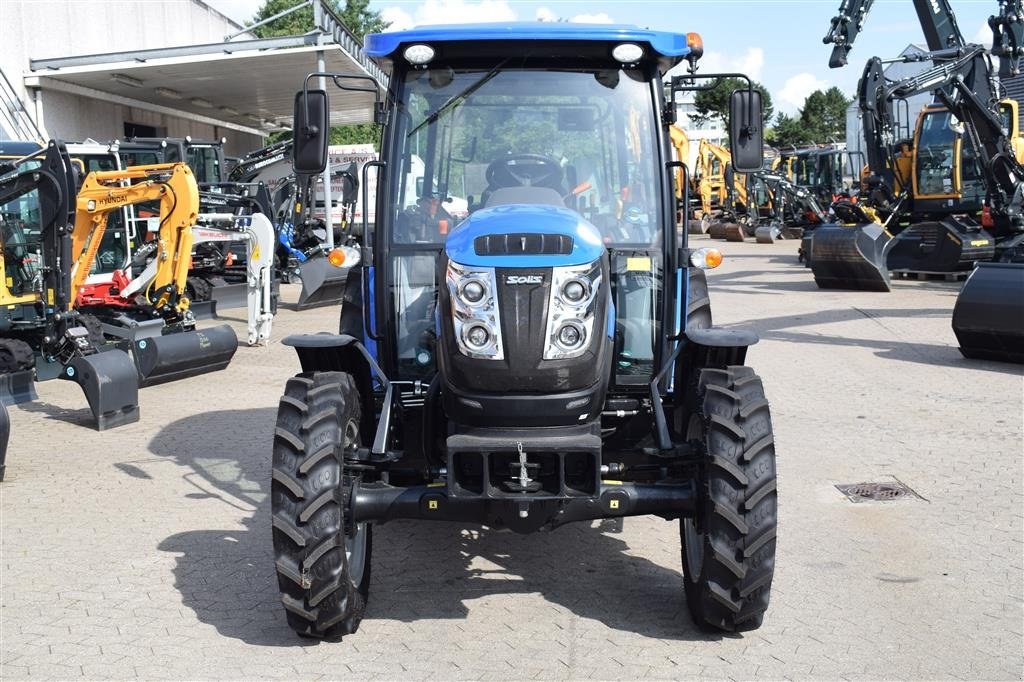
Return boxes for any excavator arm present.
[71,163,199,317]
[824,0,966,68]
[990,0,1024,76]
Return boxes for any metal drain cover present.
[836,479,922,503]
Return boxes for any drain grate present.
[836,479,922,503]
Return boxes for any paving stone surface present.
[1,237,1022,680]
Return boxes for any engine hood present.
[444,204,605,268]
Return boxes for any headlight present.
[446,261,503,360]
[544,261,602,360]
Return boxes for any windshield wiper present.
[407,59,510,138]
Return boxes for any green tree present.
[249,0,387,40]
[692,77,774,129]
[250,1,388,147]
[799,87,851,142]
[772,112,811,147]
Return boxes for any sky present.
[207,0,1000,115]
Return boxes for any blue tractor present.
[272,23,778,639]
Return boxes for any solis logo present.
[505,275,543,285]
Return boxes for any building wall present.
[0,0,262,152]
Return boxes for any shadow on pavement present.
[150,409,721,647]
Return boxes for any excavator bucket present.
[809,223,892,292]
[295,258,349,311]
[0,370,37,406]
[951,262,1024,363]
[887,220,995,275]
[60,350,140,431]
[689,213,711,235]
[0,399,8,481]
[724,223,749,242]
[755,224,783,243]
[208,282,249,312]
[708,221,732,240]
[133,323,238,387]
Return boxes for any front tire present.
[271,371,371,640]
[681,366,777,632]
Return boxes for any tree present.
[249,0,387,40]
[773,112,811,147]
[250,1,389,147]
[799,87,851,142]
[692,77,774,129]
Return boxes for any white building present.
[0,0,384,156]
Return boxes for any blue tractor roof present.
[364,22,692,60]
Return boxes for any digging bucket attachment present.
[296,258,349,311]
[208,281,249,312]
[810,223,892,292]
[724,223,749,242]
[0,370,37,406]
[134,324,238,388]
[952,262,1024,364]
[887,220,995,274]
[0,400,8,480]
[60,350,140,431]
[708,221,733,240]
[755,224,782,243]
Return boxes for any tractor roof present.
[364,22,693,64]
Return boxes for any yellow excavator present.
[70,163,238,386]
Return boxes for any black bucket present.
[208,282,249,312]
[296,257,349,311]
[887,220,995,274]
[708,221,731,240]
[0,370,37,406]
[724,223,748,242]
[755,224,782,243]
[810,224,892,292]
[951,262,1024,364]
[60,350,140,431]
[0,400,9,481]
[134,324,238,387]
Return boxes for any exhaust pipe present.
[134,324,238,387]
[810,223,892,291]
[952,262,1024,364]
[60,349,141,431]
[295,257,349,310]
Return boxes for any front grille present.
[475,233,573,256]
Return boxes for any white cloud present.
[778,72,830,113]
[536,7,558,22]
[973,21,994,48]
[381,0,518,31]
[700,47,765,83]
[571,13,614,24]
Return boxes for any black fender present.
[682,327,759,369]
[282,333,385,446]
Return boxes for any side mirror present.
[293,89,329,174]
[728,89,765,173]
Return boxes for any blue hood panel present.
[445,204,605,268]
[365,23,692,60]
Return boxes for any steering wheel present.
[485,154,564,190]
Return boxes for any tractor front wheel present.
[271,371,371,640]
[680,366,777,632]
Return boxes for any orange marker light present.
[327,248,347,268]
[704,248,723,269]
[686,32,704,60]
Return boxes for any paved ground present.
[2,237,1022,680]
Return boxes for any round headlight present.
[556,322,586,350]
[612,43,644,64]
[403,44,435,65]
[460,279,486,305]
[562,279,588,304]
[465,324,490,349]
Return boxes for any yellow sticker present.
[47,289,54,305]
[609,499,620,510]
[428,500,438,510]
[252,245,261,261]
[970,239,989,247]
[626,257,652,271]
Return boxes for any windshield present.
[1,181,44,297]
[916,111,956,196]
[187,146,222,184]
[391,65,662,247]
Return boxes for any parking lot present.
[1,237,1021,680]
